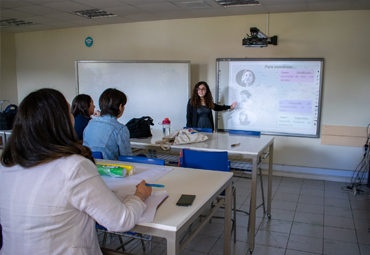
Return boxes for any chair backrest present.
[92,151,103,159]
[118,156,165,166]
[229,129,261,136]
[183,127,213,133]
[180,149,230,172]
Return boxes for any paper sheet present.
[102,165,172,223]
[113,190,169,223]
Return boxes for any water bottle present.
[161,118,171,136]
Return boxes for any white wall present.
[0,32,18,105]
[4,10,370,180]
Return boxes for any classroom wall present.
[0,32,18,105]
[3,10,370,180]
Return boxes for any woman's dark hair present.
[99,88,127,117]
[71,94,92,118]
[189,81,215,109]
[1,88,94,168]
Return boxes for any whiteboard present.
[216,58,323,137]
[76,61,190,131]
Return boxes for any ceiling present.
[1,0,369,33]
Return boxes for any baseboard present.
[258,163,368,183]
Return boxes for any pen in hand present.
[145,184,165,188]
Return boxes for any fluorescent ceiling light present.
[215,0,260,7]
[0,18,36,27]
[72,9,117,19]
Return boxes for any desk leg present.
[224,183,232,255]
[167,233,179,255]
[249,157,258,252]
[267,142,274,218]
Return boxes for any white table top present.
[131,129,275,157]
[99,160,233,232]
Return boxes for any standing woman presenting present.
[186,81,237,131]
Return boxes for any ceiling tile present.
[352,0,370,9]
[0,0,33,9]
[308,2,352,11]
[72,0,129,9]
[0,9,35,19]
[265,3,308,13]
[13,5,63,15]
[22,0,71,4]
[103,6,149,16]
[43,12,89,21]
[135,2,183,12]
[41,1,92,12]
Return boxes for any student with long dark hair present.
[186,81,237,131]
[83,88,132,160]
[0,88,151,255]
[71,94,100,140]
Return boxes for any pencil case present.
[96,163,135,177]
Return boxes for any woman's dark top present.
[186,99,230,131]
[74,114,90,140]
[197,106,213,129]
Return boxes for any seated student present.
[83,88,132,160]
[71,94,100,140]
[0,88,151,255]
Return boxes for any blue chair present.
[92,151,103,159]
[96,224,151,253]
[179,149,237,243]
[183,127,213,133]
[118,156,165,166]
[229,129,261,136]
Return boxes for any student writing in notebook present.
[0,88,151,255]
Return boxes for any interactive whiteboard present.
[76,61,190,131]
[216,58,323,137]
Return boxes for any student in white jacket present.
[0,88,152,255]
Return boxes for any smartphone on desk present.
[176,194,196,207]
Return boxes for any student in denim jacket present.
[83,88,132,160]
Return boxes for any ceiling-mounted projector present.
[242,27,278,47]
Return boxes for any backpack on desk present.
[126,116,154,138]
[0,104,18,130]
[155,128,208,150]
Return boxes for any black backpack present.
[0,104,18,130]
[126,116,154,138]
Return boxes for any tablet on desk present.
[176,194,196,207]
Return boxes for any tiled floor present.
[99,174,370,255]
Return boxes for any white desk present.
[130,129,275,252]
[99,159,233,255]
